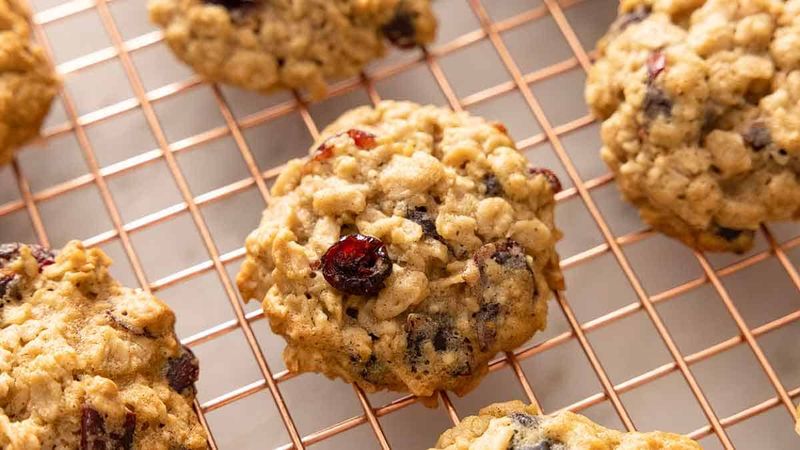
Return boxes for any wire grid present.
[2,0,799,448]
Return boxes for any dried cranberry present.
[0,272,16,298]
[491,121,509,135]
[80,406,136,450]
[742,123,772,150]
[406,206,444,242]
[311,129,377,163]
[382,9,417,49]
[484,173,504,197]
[346,129,377,150]
[205,0,257,10]
[613,6,651,31]
[166,346,200,393]
[529,167,562,193]
[646,50,666,82]
[0,243,55,270]
[643,85,672,119]
[321,234,393,296]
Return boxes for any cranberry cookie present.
[238,101,564,400]
[431,401,701,450]
[0,242,207,449]
[586,0,800,252]
[0,0,59,165]
[148,0,436,98]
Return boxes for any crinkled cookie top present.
[148,0,436,98]
[0,0,59,165]
[238,101,564,399]
[0,242,207,450]
[586,0,800,252]
[431,400,701,450]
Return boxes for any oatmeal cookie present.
[0,242,208,449]
[586,0,800,252]
[148,0,436,98]
[431,401,700,449]
[0,0,59,165]
[237,101,564,399]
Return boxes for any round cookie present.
[237,101,564,399]
[148,0,436,98]
[0,242,208,449]
[431,400,701,449]
[0,0,59,165]
[586,0,800,252]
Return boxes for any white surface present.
[1,0,799,448]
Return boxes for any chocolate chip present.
[404,314,471,375]
[490,240,528,270]
[643,85,672,119]
[742,123,771,150]
[646,50,666,82]
[473,302,500,351]
[510,412,540,428]
[613,6,651,31]
[484,174,504,197]
[382,9,417,49]
[407,206,444,242]
[716,226,744,241]
[529,167,562,193]
[166,346,200,394]
[517,440,558,450]
[205,0,257,10]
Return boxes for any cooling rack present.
[2,0,799,448]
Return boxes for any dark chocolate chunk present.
[742,122,772,150]
[473,302,500,351]
[484,173,504,197]
[166,346,200,393]
[716,226,744,241]
[510,412,540,428]
[643,85,673,119]
[407,206,444,242]
[612,6,651,31]
[382,9,417,49]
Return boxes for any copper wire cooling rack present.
[2,0,799,448]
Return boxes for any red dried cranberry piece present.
[166,346,200,393]
[320,234,393,296]
[646,50,666,82]
[382,9,417,49]
[0,272,17,298]
[0,243,55,270]
[529,167,562,193]
[310,129,377,163]
[346,129,377,150]
[80,406,137,450]
[491,121,509,135]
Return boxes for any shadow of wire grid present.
[0,0,797,448]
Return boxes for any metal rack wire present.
[2,0,798,448]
